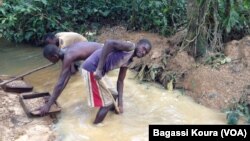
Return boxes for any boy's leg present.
[93,94,118,124]
[93,104,113,124]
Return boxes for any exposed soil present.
[0,78,56,141]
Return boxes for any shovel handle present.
[0,63,54,86]
[98,80,120,114]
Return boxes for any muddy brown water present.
[0,39,229,141]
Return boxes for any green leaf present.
[226,9,240,33]
[227,111,239,125]
[243,0,250,9]
[225,57,232,63]
[34,0,48,5]
[0,8,6,15]
[167,79,173,91]
[1,19,6,24]
[220,59,226,64]
[150,70,155,80]
[99,10,110,17]
[24,32,33,41]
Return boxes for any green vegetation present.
[225,93,250,125]
[204,53,231,68]
[0,0,186,44]
[181,0,250,57]
[0,0,249,50]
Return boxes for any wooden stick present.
[0,63,54,86]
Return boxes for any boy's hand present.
[94,70,103,80]
[34,104,51,116]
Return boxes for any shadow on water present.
[0,38,229,141]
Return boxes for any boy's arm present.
[116,67,128,113]
[38,58,72,116]
[94,40,135,80]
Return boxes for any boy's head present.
[43,33,58,46]
[43,44,60,63]
[135,39,152,58]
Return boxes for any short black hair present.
[43,32,56,40]
[43,44,59,58]
[42,32,56,45]
[138,38,152,50]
